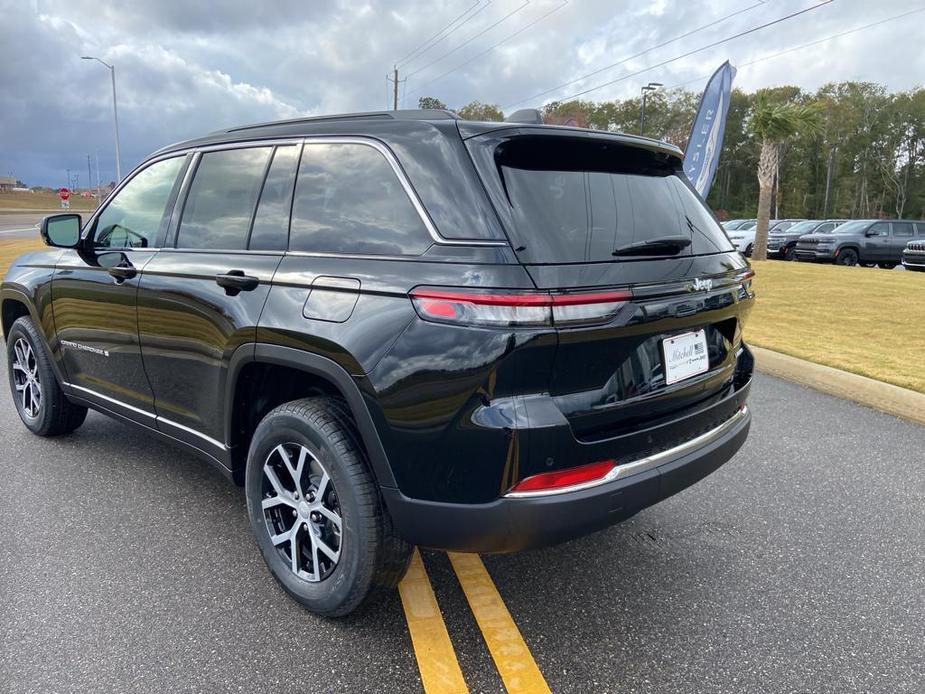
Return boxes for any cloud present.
[2,0,923,185]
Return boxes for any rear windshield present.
[489,137,733,264]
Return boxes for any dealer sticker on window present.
[662,329,709,385]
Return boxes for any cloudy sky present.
[2,0,923,186]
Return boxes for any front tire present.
[877,262,896,269]
[836,248,859,266]
[245,396,412,616]
[5,316,87,436]
[784,245,797,261]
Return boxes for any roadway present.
[0,366,921,692]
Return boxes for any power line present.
[665,5,925,91]
[396,1,486,68]
[505,0,770,109]
[505,0,834,108]
[413,0,569,95]
[406,0,531,79]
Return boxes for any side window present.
[93,156,185,249]
[917,223,925,237]
[817,223,835,233]
[249,145,300,251]
[176,147,272,250]
[289,142,431,256]
[893,222,914,237]
[869,222,890,237]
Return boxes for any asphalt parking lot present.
[0,363,922,693]
[0,213,43,239]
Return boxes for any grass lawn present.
[0,190,98,212]
[1,238,923,393]
[746,260,925,393]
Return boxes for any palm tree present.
[748,94,822,260]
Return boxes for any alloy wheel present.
[261,443,342,582]
[11,338,41,419]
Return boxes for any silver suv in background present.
[768,219,847,260]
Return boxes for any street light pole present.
[639,82,663,137]
[82,56,122,182]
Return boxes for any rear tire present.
[245,396,412,617]
[5,316,87,436]
[836,248,859,266]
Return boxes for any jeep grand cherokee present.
[2,110,754,616]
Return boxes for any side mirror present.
[41,214,82,248]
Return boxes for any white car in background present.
[726,220,758,256]
[727,219,804,256]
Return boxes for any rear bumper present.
[383,400,751,553]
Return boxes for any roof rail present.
[222,109,458,134]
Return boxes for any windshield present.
[489,136,733,263]
[831,220,870,234]
[783,220,818,235]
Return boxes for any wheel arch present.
[1,288,68,386]
[1,295,31,341]
[224,343,397,489]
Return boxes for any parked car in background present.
[768,219,847,260]
[795,219,925,267]
[902,238,925,271]
[722,219,755,231]
[726,219,796,256]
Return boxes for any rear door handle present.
[216,270,259,295]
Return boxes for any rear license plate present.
[662,329,709,385]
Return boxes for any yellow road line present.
[447,553,551,694]
[398,549,469,694]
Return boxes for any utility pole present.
[386,65,407,111]
[87,154,92,195]
[95,152,102,203]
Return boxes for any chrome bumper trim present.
[504,405,749,499]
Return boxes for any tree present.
[418,96,447,110]
[747,93,822,260]
[456,101,504,121]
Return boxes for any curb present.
[752,345,925,427]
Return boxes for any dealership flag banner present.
[684,61,736,198]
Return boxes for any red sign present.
[58,187,71,201]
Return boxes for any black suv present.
[767,219,846,260]
[2,110,754,615]
[795,219,924,267]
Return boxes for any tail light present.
[508,460,616,495]
[409,287,632,327]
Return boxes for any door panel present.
[50,154,188,418]
[864,222,891,261]
[137,251,282,450]
[53,249,158,416]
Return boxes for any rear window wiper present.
[612,235,691,257]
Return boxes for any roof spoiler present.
[504,109,544,125]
